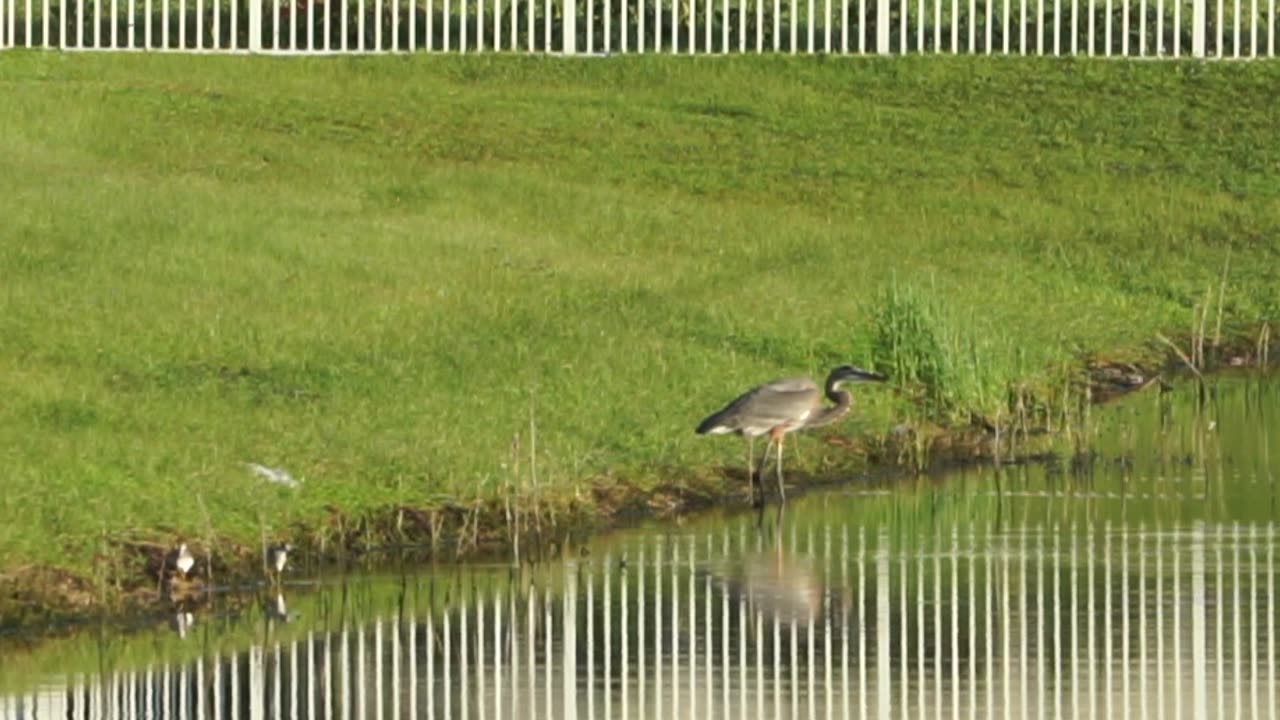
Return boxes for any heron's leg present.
[755,438,776,506]
[746,436,758,504]
[775,433,787,504]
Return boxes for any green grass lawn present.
[1,52,1277,593]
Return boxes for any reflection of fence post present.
[1191,0,1205,56]
[875,0,889,52]
[875,540,891,717]
[563,564,578,720]
[249,0,263,51]
[1190,522,1207,720]
[564,0,577,52]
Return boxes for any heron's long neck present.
[804,387,853,428]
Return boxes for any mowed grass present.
[0,52,1277,577]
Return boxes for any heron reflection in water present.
[266,592,291,624]
[697,365,887,505]
[714,509,835,627]
[171,611,196,639]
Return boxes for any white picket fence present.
[0,0,1275,55]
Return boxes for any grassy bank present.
[1,52,1278,623]
[4,375,1279,688]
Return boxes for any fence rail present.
[0,0,1276,57]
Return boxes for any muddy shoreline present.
[2,335,1272,638]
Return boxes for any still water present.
[2,377,1278,719]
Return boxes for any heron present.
[174,543,195,578]
[267,543,293,585]
[696,365,887,504]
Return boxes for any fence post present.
[1191,0,1205,55]
[876,0,889,52]
[249,0,262,51]
[564,0,577,52]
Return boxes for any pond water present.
[2,376,1277,719]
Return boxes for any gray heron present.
[696,365,887,504]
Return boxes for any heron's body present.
[267,543,293,583]
[696,377,827,438]
[696,365,886,504]
[175,544,195,578]
[272,550,286,573]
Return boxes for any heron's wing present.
[697,377,820,435]
[738,383,821,426]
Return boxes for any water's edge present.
[1,343,1272,637]
[1,371,1277,712]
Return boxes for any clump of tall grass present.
[867,280,1012,426]
[868,281,950,416]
